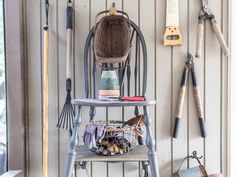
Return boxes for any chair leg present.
[138,126,149,176]
[135,106,149,177]
[64,106,82,177]
[89,106,96,121]
[143,106,160,177]
[142,163,149,177]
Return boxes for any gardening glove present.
[83,124,97,149]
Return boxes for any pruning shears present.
[173,53,206,138]
[195,0,230,58]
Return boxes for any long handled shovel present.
[43,1,49,177]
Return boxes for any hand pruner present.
[173,53,206,138]
[195,0,230,58]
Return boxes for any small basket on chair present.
[83,115,144,156]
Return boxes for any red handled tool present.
[108,96,146,101]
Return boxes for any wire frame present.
[85,120,143,156]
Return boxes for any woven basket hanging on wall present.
[94,12,131,64]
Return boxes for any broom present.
[57,0,74,131]
[43,1,49,177]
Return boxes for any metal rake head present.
[57,92,75,131]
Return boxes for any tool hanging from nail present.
[57,0,74,132]
[195,0,230,58]
[43,0,49,177]
[163,0,183,46]
[172,53,206,138]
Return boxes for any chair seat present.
[75,145,149,162]
[71,98,156,107]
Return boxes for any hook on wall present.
[192,151,203,160]
[109,2,117,15]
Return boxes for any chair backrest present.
[83,19,148,101]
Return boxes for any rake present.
[57,0,74,131]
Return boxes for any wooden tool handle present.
[173,86,186,138]
[195,19,204,58]
[211,19,230,56]
[66,29,73,79]
[66,3,73,79]
[175,86,187,119]
[163,26,182,46]
[43,27,49,177]
[173,68,188,138]
[191,70,206,138]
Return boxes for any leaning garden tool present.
[172,53,206,138]
[195,0,230,58]
[58,0,74,131]
[163,0,182,46]
[43,1,49,177]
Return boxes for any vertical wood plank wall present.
[24,0,229,176]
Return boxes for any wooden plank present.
[221,0,229,176]
[105,1,124,177]
[4,0,26,176]
[139,0,155,119]
[155,0,173,175]
[172,0,188,172]
[89,1,107,177]
[188,0,204,168]
[21,0,230,176]
[122,1,140,177]
[204,0,222,173]
[139,0,156,176]
[74,0,92,176]
[26,0,42,176]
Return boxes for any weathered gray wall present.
[25,0,229,176]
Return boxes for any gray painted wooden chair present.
[64,20,160,177]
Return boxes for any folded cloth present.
[209,174,223,177]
